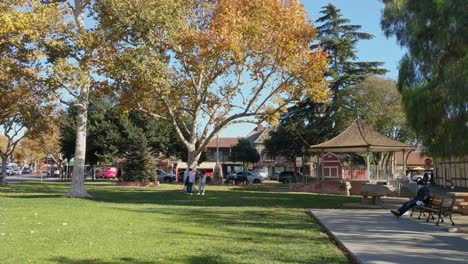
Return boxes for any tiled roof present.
[206,137,240,148]
[310,119,416,152]
[395,151,432,166]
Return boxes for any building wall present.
[435,158,468,188]
[205,148,231,163]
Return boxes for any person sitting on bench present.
[391,181,431,217]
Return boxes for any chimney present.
[257,124,264,131]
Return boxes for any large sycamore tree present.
[0,0,60,185]
[98,0,329,170]
[41,0,108,197]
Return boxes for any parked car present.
[11,165,22,175]
[411,173,431,183]
[22,167,33,174]
[252,168,268,179]
[278,171,310,183]
[95,167,118,179]
[0,165,13,175]
[156,169,176,182]
[226,171,267,184]
[269,172,280,181]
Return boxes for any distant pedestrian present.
[423,172,429,185]
[198,172,207,195]
[183,170,189,193]
[187,168,195,195]
[242,169,248,185]
[117,167,122,181]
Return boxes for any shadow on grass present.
[49,256,155,264]
[90,189,356,209]
[0,182,359,209]
[50,255,238,264]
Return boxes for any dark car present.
[22,167,33,174]
[156,169,176,182]
[278,171,306,184]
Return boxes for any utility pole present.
[215,135,221,181]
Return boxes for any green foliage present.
[313,3,387,107]
[268,4,387,159]
[120,117,155,182]
[60,96,186,166]
[264,124,306,166]
[381,0,467,158]
[336,76,417,143]
[229,139,260,165]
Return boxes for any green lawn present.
[0,182,358,264]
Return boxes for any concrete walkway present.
[308,209,468,264]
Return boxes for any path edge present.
[305,209,361,264]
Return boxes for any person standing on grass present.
[242,168,248,185]
[198,171,207,195]
[186,168,195,195]
[183,170,189,193]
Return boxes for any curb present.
[305,209,361,264]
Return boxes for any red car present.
[95,167,118,179]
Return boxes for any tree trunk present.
[186,144,200,171]
[0,158,7,186]
[66,1,91,198]
[66,94,91,197]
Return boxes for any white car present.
[11,165,22,175]
[227,171,267,184]
[252,169,268,179]
[411,174,430,182]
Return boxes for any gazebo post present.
[320,151,324,180]
[366,151,370,181]
[402,149,407,178]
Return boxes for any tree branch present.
[160,96,191,147]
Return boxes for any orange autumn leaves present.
[177,0,329,102]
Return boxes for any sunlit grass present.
[0,182,357,264]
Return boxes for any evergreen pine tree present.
[273,4,387,149]
[121,117,155,182]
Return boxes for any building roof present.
[395,151,432,167]
[309,119,416,153]
[206,137,240,148]
[245,125,271,144]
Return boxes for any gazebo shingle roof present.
[309,119,416,153]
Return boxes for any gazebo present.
[309,119,416,181]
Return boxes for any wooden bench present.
[448,192,468,215]
[411,196,456,226]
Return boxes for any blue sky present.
[219,0,406,137]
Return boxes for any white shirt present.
[200,174,207,185]
[188,171,195,183]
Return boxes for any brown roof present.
[395,151,432,166]
[206,137,240,148]
[309,119,416,153]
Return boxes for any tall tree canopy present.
[98,0,329,170]
[381,0,467,158]
[336,76,416,143]
[313,3,387,107]
[0,0,60,184]
[265,3,387,161]
[229,139,260,166]
[60,96,186,165]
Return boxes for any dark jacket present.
[415,186,431,203]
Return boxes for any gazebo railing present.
[342,165,409,193]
